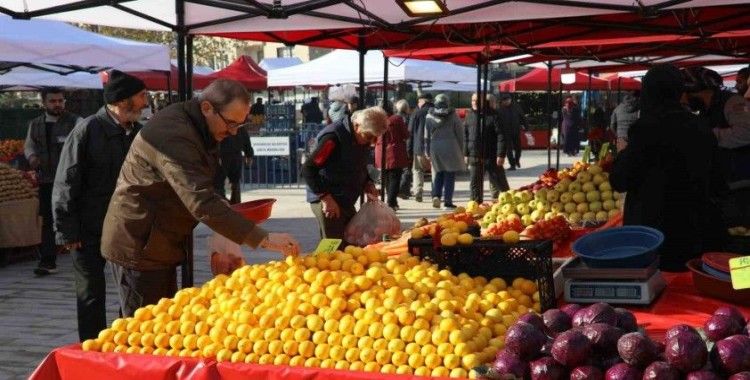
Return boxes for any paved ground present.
[0,150,575,379]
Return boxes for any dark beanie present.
[104,70,146,104]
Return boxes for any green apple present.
[516,203,531,215]
[506,213,520,221]
[613,191,622,200]
[586,191,601,202]
[599,181,612,192]
[608,209,619,219]
[545,211,557,220]
[572,192,586,204]
[492,203,502,212]
[581,182,596,193]
[576,203,589,213]
[568,181,582,193]
[602,200,616,211]
[501,203,514,214]
[554,181,568,193]
[519,190,533,203]
[589,201,603,212]
[559,192,573,204]
[582,212,596,223]
[496,215,505,223]
[616,199,624,209]
[564,202,577,213]
[499,192,514,204]
[530,210,543,222]
[568,212,582,224]
[592,174,605,186]
[536,201,550,212]
[534,188,548,201]
[600,190,613,201]
[577,172,593,183]
[521,214,534,226]
[546,190,560,202]
[551,202,564,213]
[595,211,609,222]
[587,164,603,175]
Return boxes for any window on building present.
[277,46,293,58]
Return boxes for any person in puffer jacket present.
[610,92,639,152]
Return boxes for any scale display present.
[570,284,642,300]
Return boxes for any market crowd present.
[18,63,750,341]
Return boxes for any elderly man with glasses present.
[100,79,300,318]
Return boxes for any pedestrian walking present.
[423,94,465,209]
[375,100,410,211]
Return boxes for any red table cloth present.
[31,272,750,380]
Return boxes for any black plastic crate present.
[407,238,555,311]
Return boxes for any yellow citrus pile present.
[82,247,540,378]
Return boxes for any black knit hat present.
[104,70,146,104]
[681,67,723,93]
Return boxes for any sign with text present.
[250,136,290,156]
[729,256,750,290]
[314,239,342,255]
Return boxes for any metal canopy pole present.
[546,61,553,169]
[475,59,485,203]
[358,33,366,110]
[586,69,592,143]
[176,0,192,288]
[176,0,187,102]
[186,34,194,99]
[166,71,173,104]
[380,56,388,203]
[556,82,563,171]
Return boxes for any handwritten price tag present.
[313,239,342,255]
[729,256,750,290]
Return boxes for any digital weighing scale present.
[562,257,666,305]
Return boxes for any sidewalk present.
[0,150,575,379]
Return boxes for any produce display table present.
[32,273,748,380]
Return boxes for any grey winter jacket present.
[610,94,639,139]
[24,111,81,183]
[424,108,466,172]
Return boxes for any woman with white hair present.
[423,94,466,209]
[375,100,411,211]
[302,106,388,243]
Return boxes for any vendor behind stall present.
[302,107,388,243]
[100,79,299,317]
[610,64,725,272]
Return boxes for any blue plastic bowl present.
[572,226,664,268]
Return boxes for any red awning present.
[600,74,641,91]
[207,56,266,91]
[498,68,610,92]
[100,66,214,92]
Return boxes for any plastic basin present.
[230,198,276,224]
[572,226,663,268]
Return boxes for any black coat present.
[52,107,141,245]
[463,108,505,159]
[407,101,433,157]
[610,107,725,271]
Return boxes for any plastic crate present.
[407,238,556,311]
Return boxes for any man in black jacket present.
[214,126,254,204]
[24,87,82,276]
[464,93,509,203]
[498,94,528,170]
[406,93,433,202]
[52,70,147,341]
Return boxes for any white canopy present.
[268,50,475,87]
[0,65,103,90]
[426,81,492,93]
[1,0,742,33]
[259,57,303,72]
[0,15,169,71]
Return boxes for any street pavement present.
[0,150,575,379]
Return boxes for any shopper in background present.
[101,79,299,318]
[25,87,82,276]
[407,93,434,203]
[497,93,528,170]
[375,100,410,211]
[302,97,324,124]
[610,64,724,272]
[610,92,640,152]
[214,125,254,204]
[250,97,265,116]
[424,94,465,210]
[464,92,508,203]
[52,70,147,340]
[682,66,750,226]
[303,107,387,243]
[561,96,581,156]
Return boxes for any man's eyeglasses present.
[213,104,248,130]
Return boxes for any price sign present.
[313,239,342,255]
[729,256,750,290]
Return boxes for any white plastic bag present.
[344,201,401,246]
[524,131,535,147]
[209,232,245,276]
